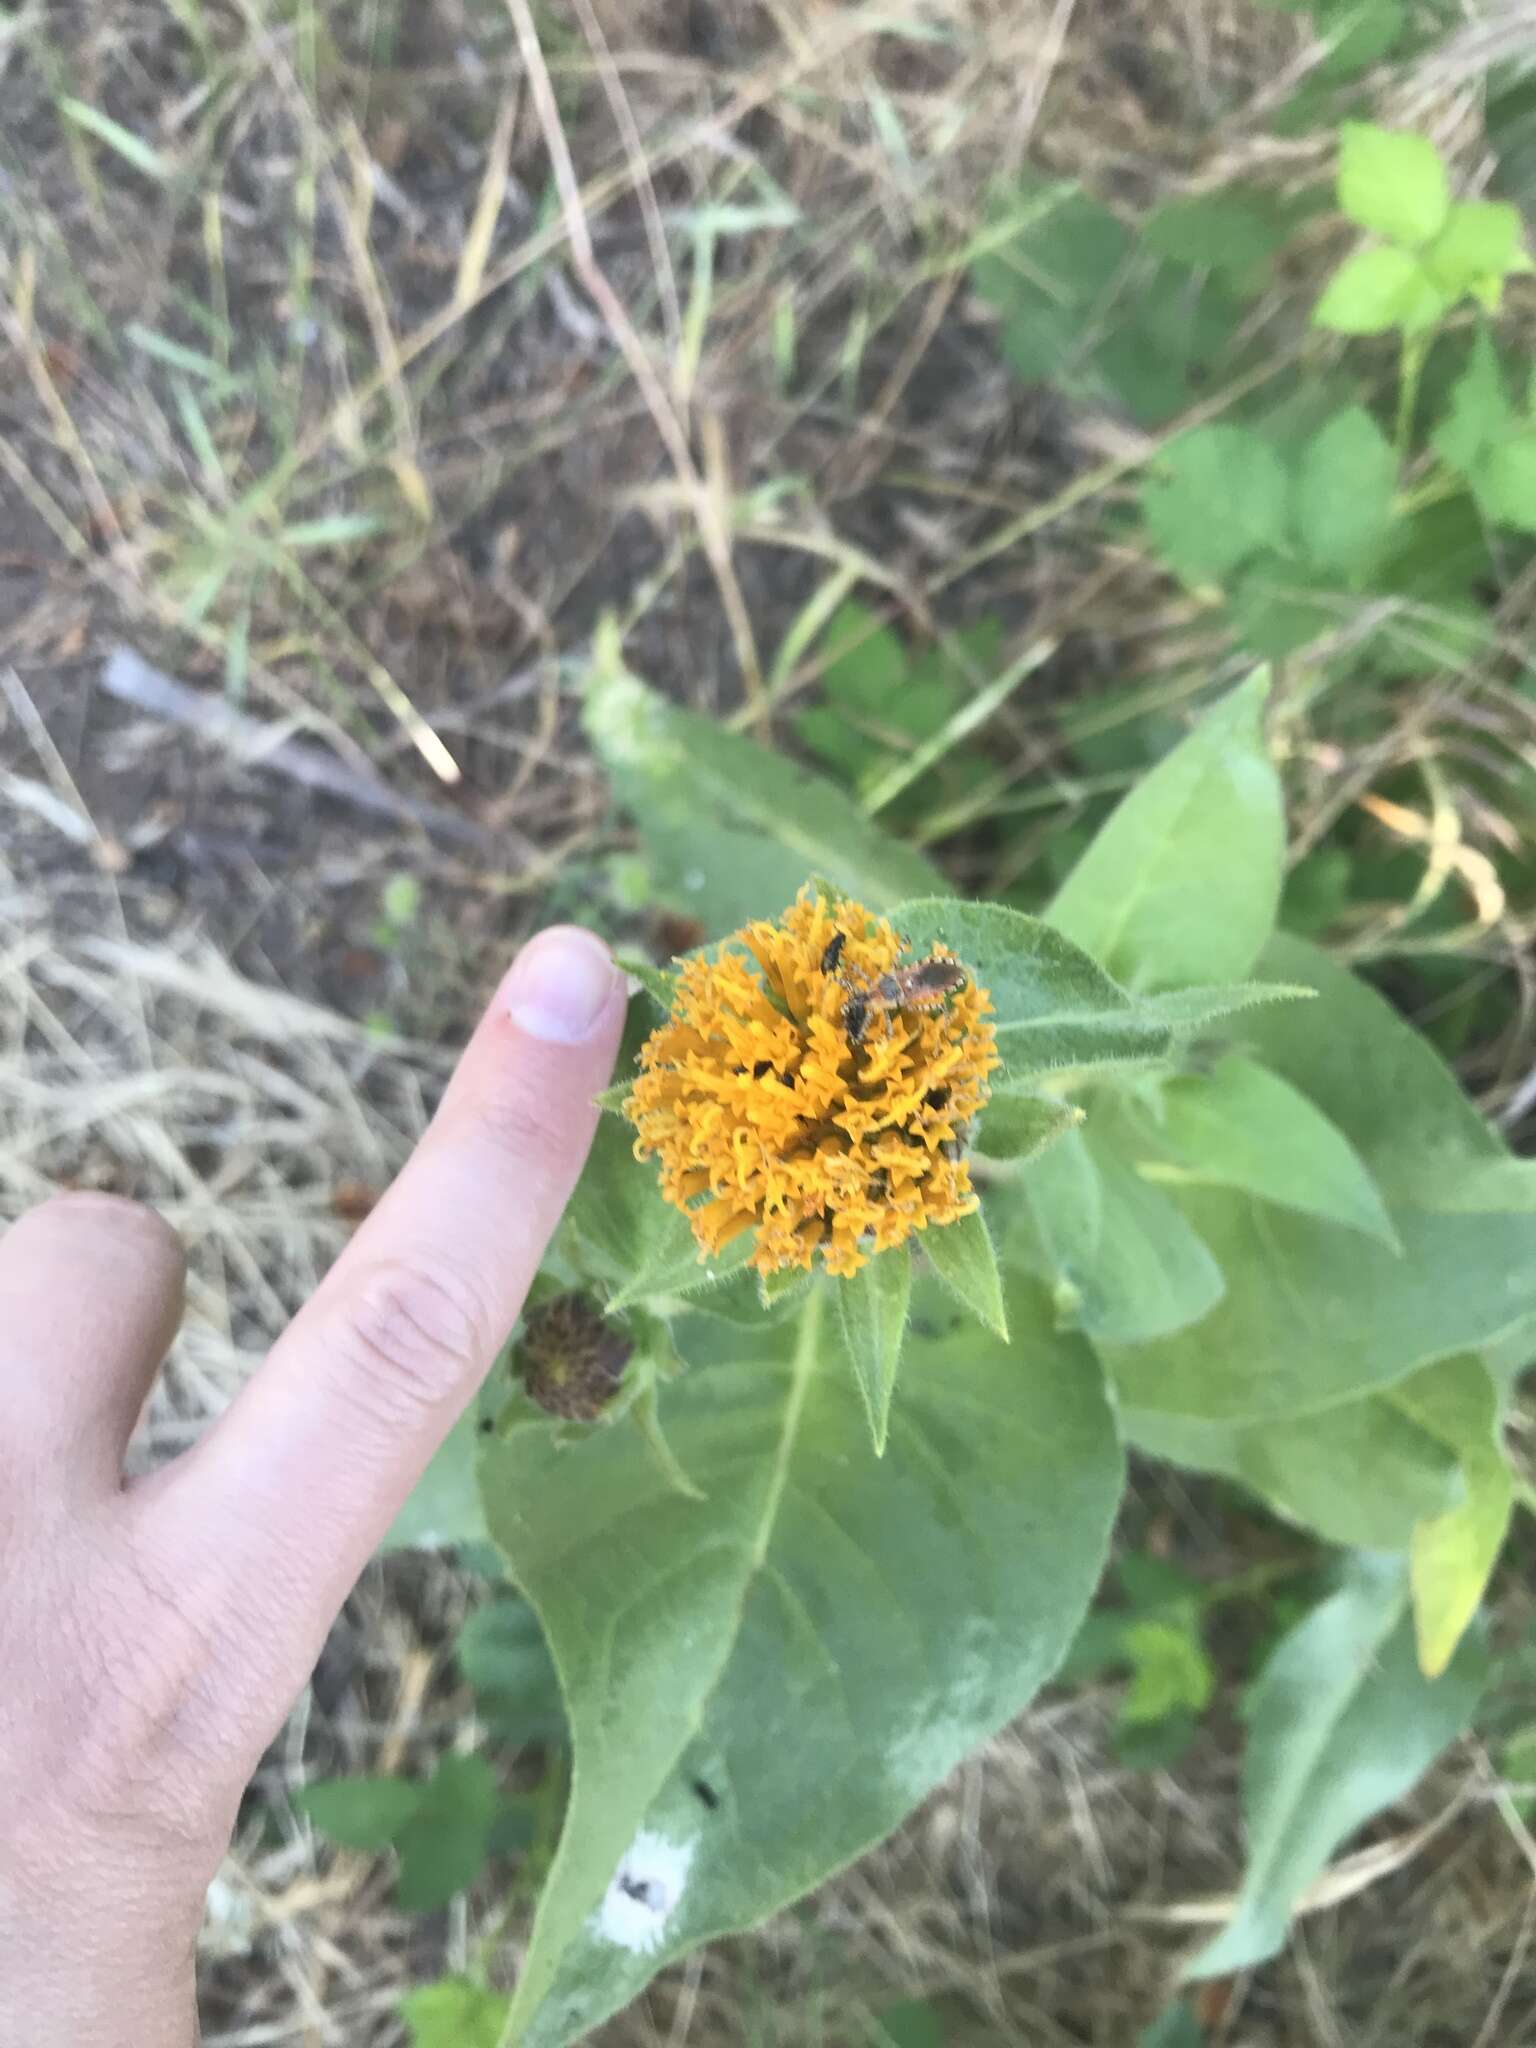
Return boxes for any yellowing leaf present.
[1391,1356,1515,1676]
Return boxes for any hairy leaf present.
[1048,672,1284,990]
[834,1243,913,1453]
[482,1280,1122,2046]
[1185,1553,1485,1980]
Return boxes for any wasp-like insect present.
[840,952,968,1047]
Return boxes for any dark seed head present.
[515,1292,632,1420]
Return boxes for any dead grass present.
[6,0,1536,2042]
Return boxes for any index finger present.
[142,925,624,1666]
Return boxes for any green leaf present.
[1295,407,1399,578]
[403,1980,513,2048]
[583,637,941,928]
[1124,1394,1457,1552]
[384,1410,493,1551]
[58,97,172,180]
[456,1597,568,1744]
[1432,327,1516,476]
[394,1754,501,1912]
[974,1089,1082,1161]
[1392,1356,1514,1677]
[873,1999,946,2048]
[835,1244,914,1454]
[1243,934,1508,1205]
[886,898,1169,1079]
[1316,0,1406,79]
[1137,1055,1400,1247]
[1480,432,1536,534]
[1141,428,1291,584]
[922,1206,1008,1339]
[481,1278,1122,2047]
[1121,1618,1215,1725]
[1313,245,1441,334]
[613,955,678,1012]
[1137,981,1313,1034]
[1048,673,1284,990]
[1107,1189,1536,1423]
[1143,190,1285,277]
[1337,124,1450,247]
[1185,1553,1486,1980]
[1020,1127,1225,1345]
[1425,200,1529,303]
[296,1776,424,1849]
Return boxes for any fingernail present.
[506,926,620,1043]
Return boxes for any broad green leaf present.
[1107,1189,1536,1422]
[1124,1394,1456,1551]
[1244,934,1508,1204]
[394,1754,501,1912]
[1425,200,1529,302]
[1121,1619,1214,1725]
[1185,1553,1486,1979]
[583,640,942,928]
[1021,1128,1224,1345]
[1141,427,1290,584]
[296,1776,423,1849]
[974,1089,1082,1161]
[482,1279,1122,2047]
[1434,1157,1536,1212]
[384,1410,492,1551]
[886,898,1170,1079]
[834,1244,913,1454]
[1431,327,1515,477]
[1316,0,1405,77]
[1313,245,1439,333]
[1337,124,1450,246]
[922,1206,1008,1338]
[1137,981,1313,1034]
[970,176,1243,426]
[1481,432,1536,534]
[1143,190,1286,277]
[1296,407,1398,578]
[403,1980,513,2048]
[1048,672,1284,990]
[1137,1056,1399,1247]
[1392,1356,1514,1677]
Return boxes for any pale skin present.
[0,927,626,2047]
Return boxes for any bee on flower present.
[624,889,998,1278]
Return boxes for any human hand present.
[0,928,625,2048]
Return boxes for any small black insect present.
[619,1873,665,1909]
[691,1778,721,1810]
[925,1085,951,1111]
[820,931,847,976]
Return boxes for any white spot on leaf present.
[592,1829,695,1953]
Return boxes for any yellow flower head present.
[625,890,999,1278]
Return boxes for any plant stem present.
[1396,328,1430,462]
